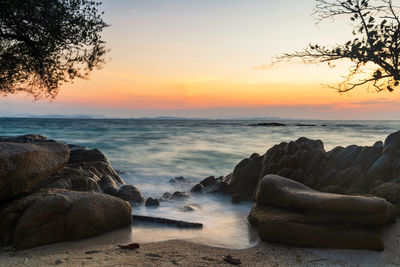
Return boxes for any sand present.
[1,219,400,267]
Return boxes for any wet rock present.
[181,205,198,212]
[114,185,145,205]
[68,148,108,164]
[171,191,190,200]
[231,194,241,204]
[169,176,191,183]
[159,192,172,201]
[0,189,132,249]
[145,197,160,207]
[227,153,262,201]
[190,184,204,193]
[0,142,70,201]
[200,176,217,187]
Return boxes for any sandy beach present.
[1,218,399,267]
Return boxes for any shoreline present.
[1,220,400,266]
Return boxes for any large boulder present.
[0,189,132,249]
[226,153,262,201]
[255,175,396,222]
[0,142,69,201]
[249,175,396,251]
[248,205,385,251]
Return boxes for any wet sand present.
[1,219,400,267]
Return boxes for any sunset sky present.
[2,0,400,119]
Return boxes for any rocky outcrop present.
[225,153,262,201]
[248,175,396,251]
[0,189,132,249]
[222,130,400,203]
[36,147,126,194]
[248,205,385,251]
[111,185,145,205]
[0,142,69,201]
[0,134,144,250]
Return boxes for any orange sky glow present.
[3,0,400,119]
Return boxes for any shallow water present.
[1,118,400,248]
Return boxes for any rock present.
[169,176,191,183]
[68,148,108,164]
[67,144,89,152]
[68,161,124,186]
[332,145,363,170]
[227,154,262,201]
[248,122,286,127]
[0,134,50,143]
[181,205,198,212]
[284,141,300,155]
[113,185,145,205]
[145,197,160,207]
[36,160,124,193]
[255,175,396,224]
[231,194,241,204]
[366,154,400,186]
[370,183,400,210]
[373,141,383,148]
[0,189,132,249]
[190,184,204,193]
[248,204,385,251]
[209,180,228,194]
[294,137,324,151]
[383,130,400,154]
[103,186,118,195]
[171,191,190,200]
[160,192,172,201]
[352,146,382,172]
[0,142,69,201]
[200,176,217,187]
[34,166,101,192]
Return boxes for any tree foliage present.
[0,0,108,98]
[279,0,400,93]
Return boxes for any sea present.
[1,118,400,249]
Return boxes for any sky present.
[2,0,400,119]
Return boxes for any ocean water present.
[1,118,400,248]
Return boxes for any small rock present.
[171,191,190,200]
[181,205,197,212]
[169,176,191,183]
[190,184,204,193]
[159,192,172,201]
[200,176,217,187]
[231,194,241,204]
[114,185,145,205]
[145,197,160,207]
